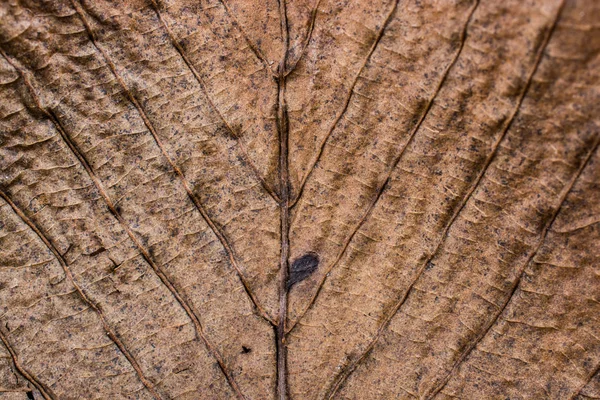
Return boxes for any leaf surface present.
[0,0,598,399]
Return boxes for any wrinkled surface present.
[0,0,598,399]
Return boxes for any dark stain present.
[287,252,319,290]
[241,346,252,354]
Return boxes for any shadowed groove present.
[0,190,162,400]
[0,329,55,400]
[1,46,245,400]
[286,0,480,334]
[429,133,600,400]
[70,0,276,328]
[289,0,400,207]
[147,0,281,204]
[323,2,568,397]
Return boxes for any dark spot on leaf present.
[287,252,319,290]
[27,392,35,400]
[241,346,252,354]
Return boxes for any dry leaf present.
[0,0,598,399]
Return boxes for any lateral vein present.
[322,2,568,397]
[0,189,162,400]
[0,329,55,400]
[70,0,276,329]
[287,0,479,335]
[289,0,401,208]
[148,0,281,204]
[427,132,599,400]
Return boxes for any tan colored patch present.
[0,0,598,399]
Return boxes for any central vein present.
[276,0,291,399]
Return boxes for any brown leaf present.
[0,0,598,399]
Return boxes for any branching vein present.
[148,0,281,204]
[0,189,161,400]
[287,0,480,334]
[218,0,279,78]
[0,328,55,400]
[70,0,275,328]
[283,0,321,77]
[323,2,568,396]
[289,0,401,207]
[427,132,600,400]
[3,36,246,400]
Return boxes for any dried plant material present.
[0,0,598,399]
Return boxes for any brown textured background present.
[0,0,598,399]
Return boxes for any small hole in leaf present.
[26,392,35,400]
[241,346,252,354]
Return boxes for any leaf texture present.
[0,0,598,399]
